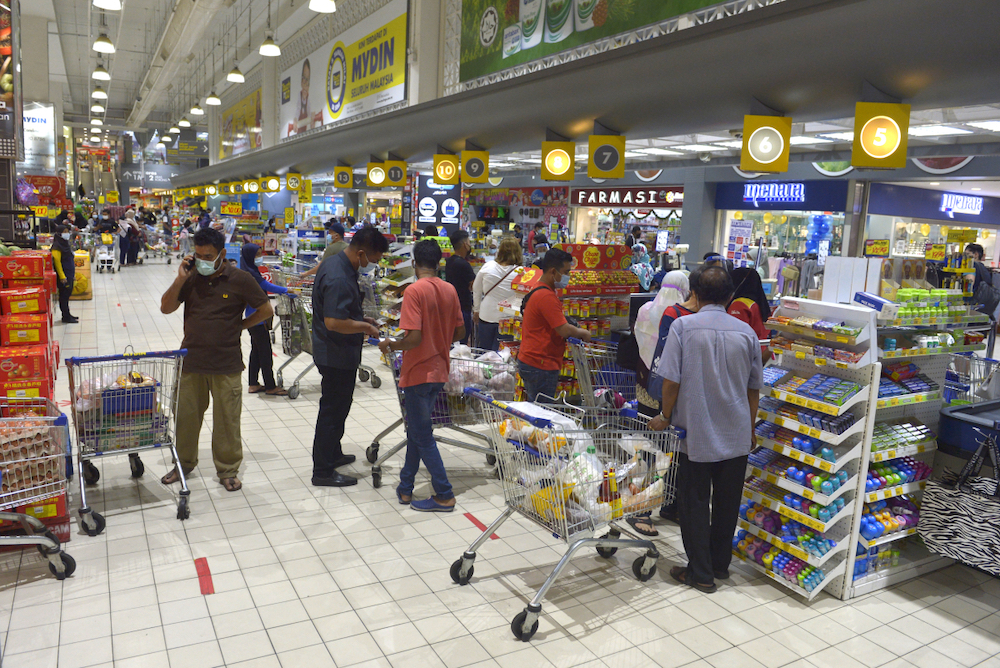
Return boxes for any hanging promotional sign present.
[741,115,792,173]
[219,88,262,160]
[333,166,353,189]
[433,154,460,185]
[21,102,55,174]
[416,175,460,232]
[587,135,625,179]
[541,141,574,181]
[461,150,489,183]
[279,0,407,139]
[852,102,910,169]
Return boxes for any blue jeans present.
[399,383,453,500]
[476,319,500,351]
[518,360,559,403]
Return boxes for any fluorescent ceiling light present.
[160,134,171,142]
[673,144,729,152]
[972,187,982,191]
[637,147,683,156]
[789,136,833,145]
[489,161,516,167]
[156,140,165,148]
[93,0,122,10]
[309,0,337,12]
[623,151,649,158]
[206,91,221,106]
[92,33,115,54]
[259,33,281,57]
[90,118,103,126]
[908,125,973,137]
[91,86,108,100]
[92,64,110,81]
[227,65,245,83]
[929,182,940,185]
[91,102,105,113]
[169,125,180,134]
[967,120,1000,132]
[520,158,542,164]
[713,140,744,149]
[178,117,191,128]
[190,103,204,116]
[821,131,854,141]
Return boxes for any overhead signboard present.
[572,187,683,208]
[122,163,188,189]
[219,88,262,161]
[369,161,407,188]
[587,135,625,179]
[852,102,910,169]
[168,138,210,161]
[461,150,489,183]
[221,202,243,216]
[433,154,460,185]
[541,141,574,181]
[333,166,353,189]
[279,0,407,140]
[741,115,792,173]
[416,175,461,233]
[285,173,301,191]
[21,102,55,174]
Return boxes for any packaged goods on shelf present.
[0,255,47,280]
[865,459,931,493]
[762,366,793,386]
[870,420,935,453]
[733,529,828,593]
[754,423,839,462]
[858,497,920,541]
[770,336,866,364]
[767,315,863,339]
[745,477,846,522]
[877,373,938,398]
[0,314,49,346]
[0,287,48,315]
[774,373,861,406]
[758,397,859,434]
[739,503,837,557]
[749,448,850,494]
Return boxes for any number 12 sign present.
[852,102,910,169]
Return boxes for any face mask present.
[358,251,377,275]
[326,234,333,244]
[61,232,71,241]
[254,257,264,267]
[196,255,221,276]
[555,272,570,289]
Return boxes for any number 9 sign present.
[852,102,910,169]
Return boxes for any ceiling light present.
[160,134,171,142]
[90,136,101,143]
[967,121,1000,132]
[178,117,191,128]
[190,103,204,116]
[169,125,180,134]
[92,33,115,54]
[206,90,221,106]
[90,118,103,126]
[908,125,973,137]
[637,147,683,156]
[92,64,111,81]
[972,187,982,191]
[623,151,650,158]
[156,140,165,148]
[91,86,108,100]
[821,131,855,141]
[713,140,745,149]
[91,102,105,113]
[520,158,543,164]
[93,0,122,10]
[227,64,245,83]
[309,0,337,12]
[789,136,833,145]
[259,33,281,57]
[673,144,729,152]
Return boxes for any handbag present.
[972,279,1000,318]
[918,433,1000,576]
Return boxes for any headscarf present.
[634,270,689,367]
[51,224,72,255]
[239,243,264,284]
[730,267,772,322]
[629,243,654,291]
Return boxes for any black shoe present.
[62,316,79,323]
[331,454,356,468]
[311,472,358,487]
[659,504,678,522]
[715,570,730,579]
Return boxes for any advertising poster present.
[219,88,262,161]
[727,218,754,267]
[279,0,407,140]
[509,187,568,229]
[0,0,23,160]
[21,101,54,174]
[459,0,720,82]
[416,175,461,234]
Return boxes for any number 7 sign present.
[588,135,626,179]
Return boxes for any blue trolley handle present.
[67,348,188,366]
[463,388,553,428]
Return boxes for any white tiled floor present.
[1,261,998,668]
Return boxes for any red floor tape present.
[464,513,499,540]
[194,557,214,595]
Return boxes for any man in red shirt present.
[527,222,544,254]
[379,240,466,512]
[518,249,592,401]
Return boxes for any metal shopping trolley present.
[451,390,683,641]
[358,273,384,389]
[945,353,1000,404]
[567,338,637,407]
[0,399,76,579]
[95,232,119,273]
[272,269,315,400]
[66,349,188,535]
[366,346,518,488]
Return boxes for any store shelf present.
[738,519,849,568]
[851,547,953,596]
[774,350,870,370]
[875,390,941,410]
[882,315,990,328]
[732,550,847,601]
[869,440,937,463]
[769,323,869,347]
[767,385,870,417]
[742,488,852,534]
[380,275,415,288]
[865,527,918,549]
[381,295,404,306]
[756,435,864,473]
[749,466,854,506]
[942,267,976,273]
[864,479,927,503]
[880,344,986,359]
[756,409,866,448]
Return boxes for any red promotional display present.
[560,244,633,271]
[0,314,50,346]
[0,287,47,314]
[0,255,46,280]
[22,176,72,208]
[0,345,50,381]
[0,376,53,399]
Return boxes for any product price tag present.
[889,398,900,406]
[795,351,806,359]
[803,455,816,466]
[815,358,827,366]
[742,489,751,499]
[915,394,925,403]
[802,489,815,500]
[765,473,778,484]
[886,450,896,459]
[836,335,849,344]
[834,362,849,369]
[819,461,833,472]
[760,498,772,508]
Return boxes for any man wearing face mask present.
[518,249,592,402]
[445,230,476,345]
[160,228,272,493]
[301,222,349,277]
[310,226,389,487]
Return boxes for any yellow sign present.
[852,102,910,169]
[541,141,575,181]
[864,239,890,257]
[588,135,625,179]
[433,155,460,185]
[284,207,295,229]
[31,206,47,218]
[741,115,792,173]
[301,180,312,198]
[926,244,946,262]
[333,167,353,189]
[582,246,601,268]
[471,219,485,228]
[461,150,490,183]
[219,88,262,161]
[286,173,302,191]
[367,161,406,188]
[260,176,281,192]
[106,191,119,203]
[221,202,243,216]
[947,228,977,244]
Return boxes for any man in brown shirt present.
[160,227,271,492]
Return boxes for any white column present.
[408,0,442,105]
[261,57,278,149]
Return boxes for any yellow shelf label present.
[815,358,827,366]
[802,489,815,500]
[836,335,849,344]
[803,455,816,466]
[795,351,806,359]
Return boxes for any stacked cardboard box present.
[0,274,57,401]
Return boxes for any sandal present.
[264,387,289,396]
[669,565,717,593]
[221,477,243,492]
[248,385,265,394]
[627,516,659,537]
[161,466,192,485]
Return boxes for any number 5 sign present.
[741,115,792,173]
[588,135,626,179]
[852,102,910,169]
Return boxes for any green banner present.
[460,0,723,82]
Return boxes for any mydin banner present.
[279,0,407,139]
[219,88,262,160]
[460,0,723,82]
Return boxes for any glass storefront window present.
[865,214,994,261]
[719,210,846,263]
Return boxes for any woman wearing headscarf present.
[629,243,655,291]
[240,244,291,395]
[728,267,772,341]
[50,224,78,323]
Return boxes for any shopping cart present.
[358,273,384,389]
[66,349,189,535]
[945,353,1000,404]
[366,346,518,488]
[567,338,637,407]
[0,399,76,579]
[451,390,683,641]
[95,232,119,273]
[141,228,173,264]
[272,270,315,400]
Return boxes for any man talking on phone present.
[160,227,272,493]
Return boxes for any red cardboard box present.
[0,287,48,315]
[0,345,51,382]
[0,314,50,346]
[43,270,57,296]
[0,255,46,280]
[0,376,54,399]
[0,515,70,553]
[0,493,67,525]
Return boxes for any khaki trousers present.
[175,371,243,479]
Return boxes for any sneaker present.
[410,497,455,512]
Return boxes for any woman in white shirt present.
[472,236,523,351]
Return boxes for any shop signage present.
[741,115,792,173]
[122,164,188,189]
[461,150,490,183]
[541,141,574,181]
[416,175,460,231]
[743,182,806,207]
[168,139,209,160]
[22,102,55,174]
[301,179,312,197]
[333,166,353,189]
[221,202,243,216]
[587,135,625,179]
[940,193,983,218]
[925,244,946,262]
[864,239,891,257]
[572,187,683,208]
[284,207,295,229]
[510,187,568,207]
[557,244,633,271]
[106,191,119,204]
[368,161,406,188]
[433,154,460,185]
[852,102,911,169]
[946,229,977,244]
[279,0,407,140]
[219,88,262,161]
[286,173,301,191]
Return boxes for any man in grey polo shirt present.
[648,266,763,593]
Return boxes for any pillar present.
[261,57,278,149]
[408,0,442,105]
[679,170,718,266]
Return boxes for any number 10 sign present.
[741,115,792,173]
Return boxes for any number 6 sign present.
[740,115,792,173]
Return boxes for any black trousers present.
[248,320,276,389]
[57,280,73,319]
[312,364,357,478]
[677,452,748,585]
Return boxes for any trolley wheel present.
[632,556,657,582]
[450,558,475,585]
[358,368,370,383]
[177,496,190,521]
[511,609,539,642]
[276,371,283,386]
[372,467,382,489]
[486,454,497,466]
[366,445,379,464]
[129,453,145,478]
[371,375,382,389]
[82,460,100,486]
[81,510,105,537]
[138,258,143,265]
[35,529,60,556]
[597,529,620,559]
[288,384,300,400]
[167,258,172,265]
[48,552,76,580]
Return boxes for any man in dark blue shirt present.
[445,230,476,344]
[310,227,389,487]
